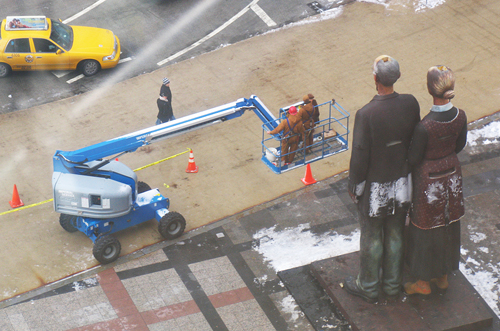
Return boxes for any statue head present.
[373,55,401,87]
[427,65,455,100]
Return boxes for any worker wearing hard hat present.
[266,106,305,165]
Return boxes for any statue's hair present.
[427,65,455,99]
[372,55,400,87]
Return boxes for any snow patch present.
[470,232,487,243]
[465,256,481,266]
[252,224,359,272]
[426,181,444,204]
[254,274,268,285]
[449,174,462,197]
[72,281,85,292]
[369,176,411,217]
[467,121,500,147]
[280,295,304,321]
[359,0,447,12]
[460,261,500,317]
[478,247,489,254]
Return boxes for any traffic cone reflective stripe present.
[186,149,199,173]
[9,184,24,208]
[301,164,316,185]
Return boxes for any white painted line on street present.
[251,3,276,27]
[52,70,72,78]
[63,0,108,24]
[157,0,260,66]
[118,57,133,64]
[66,74,85,84]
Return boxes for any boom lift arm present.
[53,95,277,169]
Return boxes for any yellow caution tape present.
[0,148,191,216]
[0,199,54,216]
[133,148,190,171]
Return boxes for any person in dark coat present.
[343,55,420,303]
[404,65,467,296]
[156,77,175,125]
[308,93,320,123]
[298,94,320,153]
[267,106,305,165]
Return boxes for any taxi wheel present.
[81,60,100,77]
[0,63,12,78]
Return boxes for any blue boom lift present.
[52,96,349,264]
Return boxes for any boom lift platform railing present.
[52,95,349,264]
[261,99,350,174]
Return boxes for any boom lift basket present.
[261,99,350,174]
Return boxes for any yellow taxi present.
[0,16,120,77]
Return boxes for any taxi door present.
[3,38,36,71]
[32,38,69,71]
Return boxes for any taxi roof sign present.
[5,16,48,31]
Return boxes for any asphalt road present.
[0,0,344,114]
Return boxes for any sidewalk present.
[0,113,499,330]
[1,0,500,313]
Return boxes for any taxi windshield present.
[50,20,73,50]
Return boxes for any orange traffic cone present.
[9,184,24,208]
[185,149,199,173]
[301,164,317,185]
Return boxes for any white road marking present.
[62,0,108,24]
[66,74,85,84]
[118,57,133,64]
[251,3,276,27]
[157,0,260,66]
[52,71,72,78]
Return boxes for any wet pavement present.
[1,114,499,331]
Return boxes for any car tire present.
[0,63,12,78]
[81,60,100,76]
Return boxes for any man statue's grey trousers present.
[356,212,406,298]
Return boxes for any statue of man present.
[344,55,420,303]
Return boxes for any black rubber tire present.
[0,63,12,78]
[137,181,151,194]
[158,212,186,240]
[81,59,100,76]
[59,214,78,233]
[93,235,121,264]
